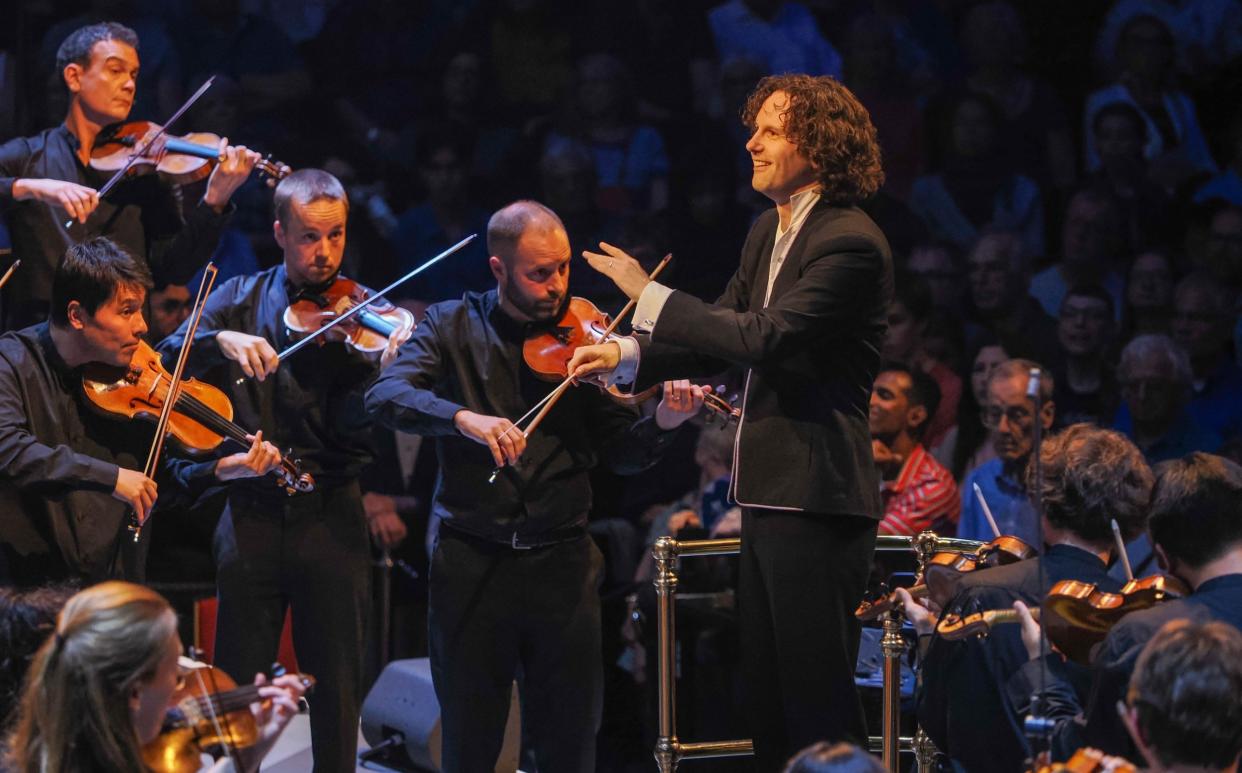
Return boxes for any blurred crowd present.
[3,0,1242,767]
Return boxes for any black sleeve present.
[365,307,466,437]
[143,179,233,287]
[156,275,247,374]
[582,393,679,476]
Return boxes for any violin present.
[1029,747,1137,773]
[142,662,315,773]
[283,275,416,354]
[855,535,1037,621]
[91,120,292,188]
[522,296,740,423]
[935,574,1188,664]
[82,339,314,495]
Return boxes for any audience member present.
[1087,101,1174,248]
[1171,272,1242,441]
[0,584,75,728]
[910,94,1044,257]
[965,231,1060,369]
[1084,15,1217,188]
[907,242,966,316]
[1114,334,1220,462]
[958,1,1075,191]
[882,272,960,450]
[942,340,1008,479]
[1029,187,1128,320]
[958,358,1054,546]
[1053,285,1120,427]
[1195,109,1242,206]
[708,0,843,80]
[870,363,959,536]
[1123,249,1176,338]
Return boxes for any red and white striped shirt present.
[878,444,960,537]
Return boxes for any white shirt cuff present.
[633,281,675,334]
[608,335,640,387]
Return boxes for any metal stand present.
[880,609,905,772]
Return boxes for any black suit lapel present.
[746,212,779,309]
[768,202,831,304]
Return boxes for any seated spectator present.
[1011,452,1242,761]
[1094,0,1242,82]
[870,363,959,536]
[1087,101,1173,248]
[1123,249,1176,338]
[907,242,966,316]
[1113,334,1220,462]
[1192,202,1242,289]
[389,131,492,297]
[0,585,75,728]
[912,423,1150,773]
[544,54,670,215]
[842,13,923,199]
[909,94,1044,257]
[1194,109,1242,206]
[144,282,192,344]
[784,741,885,773]
[1171,272,1242,441]
[708,0,844,80]
[1030,187,1128,320]
[964,231,1061,370]
[958,358,1055,547]
[1084,15,1217,189]
[3,581,306,772]
[1053,285,1120,427]
[941,339,1008,479]
[958,1,1075,191]
[1122,620,1242,773]
[882,272,960,450]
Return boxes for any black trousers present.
[429,526,604,773]
[739,508,878,772]
[212,481,371,773]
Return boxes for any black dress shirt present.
[365,290,677,544]
[156,265,378,496]
[0,323,215,585]
[0,125,231,328]
[918,544,1122,773]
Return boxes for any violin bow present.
[235,234,477,384]
[0,259,20,291]
[64,76,216,228]
[488,254,672,483]
[129,261,218,541]
[1110,519,1134,582]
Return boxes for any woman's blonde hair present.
[4,581,176,773]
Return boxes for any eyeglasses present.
[980,405,1032,428]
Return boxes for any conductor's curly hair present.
[742,74,884,206]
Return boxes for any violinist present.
[3,580,307,773]
[0,238,281,587]
[0,22,260,330]
[156,169,408,772]
[365,200,706,772]
[870,363,959,536]
[1008,452,1242,763]
[901,424,1152,773]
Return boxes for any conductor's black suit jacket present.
[633,200,892,517]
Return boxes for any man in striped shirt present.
[870,363,959,536]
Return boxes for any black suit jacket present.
[635,201,892,516]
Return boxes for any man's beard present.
[502,281,563,322]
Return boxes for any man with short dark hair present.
[1053,284,1118,427]
[1122,620,1242,772]
[366,199,704,772]
[0,21,260,329]
[869,363,958,536]
[0,237,277,586]
[1012,451,1242,763]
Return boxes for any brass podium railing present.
[652,532,982,772]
